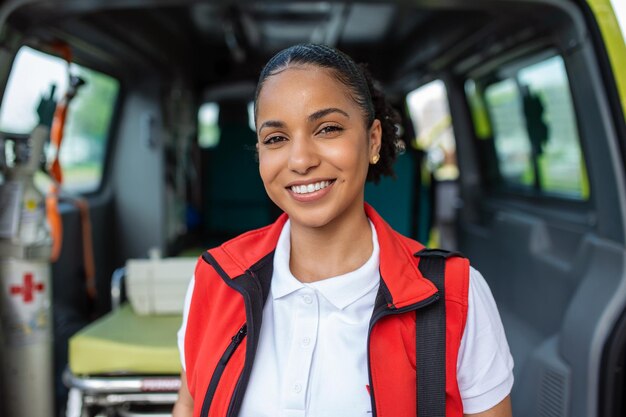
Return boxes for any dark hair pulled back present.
[254,43,401,183]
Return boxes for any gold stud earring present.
[371,154,380,164]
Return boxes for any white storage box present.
[125,257,197,315]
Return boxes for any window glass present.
[465,80,492,140]
[406,80,458,181]
[518,57,588,197]
[484,79,534,187]
[198,102,220,148]
[479,55,589,199]
[247,101,256,133]
[0,46,119,192]
[405,80,458,249]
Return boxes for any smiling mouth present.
[288,180,336,195]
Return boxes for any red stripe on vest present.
[186,260,247,416]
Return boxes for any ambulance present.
[0,0,624,416]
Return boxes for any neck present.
[289,204,373,283]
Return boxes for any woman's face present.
[256,64,381,229]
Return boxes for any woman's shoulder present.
[197,214,289,279]
[219,215,286,254]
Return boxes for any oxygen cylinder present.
[0,125,54,417]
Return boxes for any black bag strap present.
[414,248,463,417]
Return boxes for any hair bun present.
[360,64,402,183]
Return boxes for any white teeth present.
[290,181,332,194]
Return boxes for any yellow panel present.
[587,0,626,119]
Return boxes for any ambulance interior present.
[0,1,625,417]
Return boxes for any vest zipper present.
[202,253,267,417]
[225,270,264,417]
[225,359,246,417]
[366,292,440,417]
[199,323,247,417]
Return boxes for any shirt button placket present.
[281,289,319,416]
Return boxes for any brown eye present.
[318,125,343,135]
[263,135,287,145]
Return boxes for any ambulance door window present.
[406,80,458,181]
[471,54,589,200]
[405,79,458,249]
[248,101,256,133]
[198,102,220,148]
[0,46,119,193]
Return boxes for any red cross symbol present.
[10,273,45,303]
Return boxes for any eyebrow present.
[257,120,285,133]
[308,107,350,122]
[257,107,350,134]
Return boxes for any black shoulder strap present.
[413,248,464,417]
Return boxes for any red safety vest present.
[185,204,469,417]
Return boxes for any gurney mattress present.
[69,304,182,375]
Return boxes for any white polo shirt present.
[178,220,514,416]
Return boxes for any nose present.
[287,136,320,175]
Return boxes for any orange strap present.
[45,192,97,299]
[44,44,97,299]
[46,43,72,263]
[46,186,63,262]
[46,86,69,263]
[51,42,72,65]
[49,42,72,185]
[49,101,68,184]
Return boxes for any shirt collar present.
[271,219,380,310]
[271,219,305,300]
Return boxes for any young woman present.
[174,44,514,417]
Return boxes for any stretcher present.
[64,257,196,417]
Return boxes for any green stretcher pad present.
[69,304,182,375]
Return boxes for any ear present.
[368,119,382,159]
